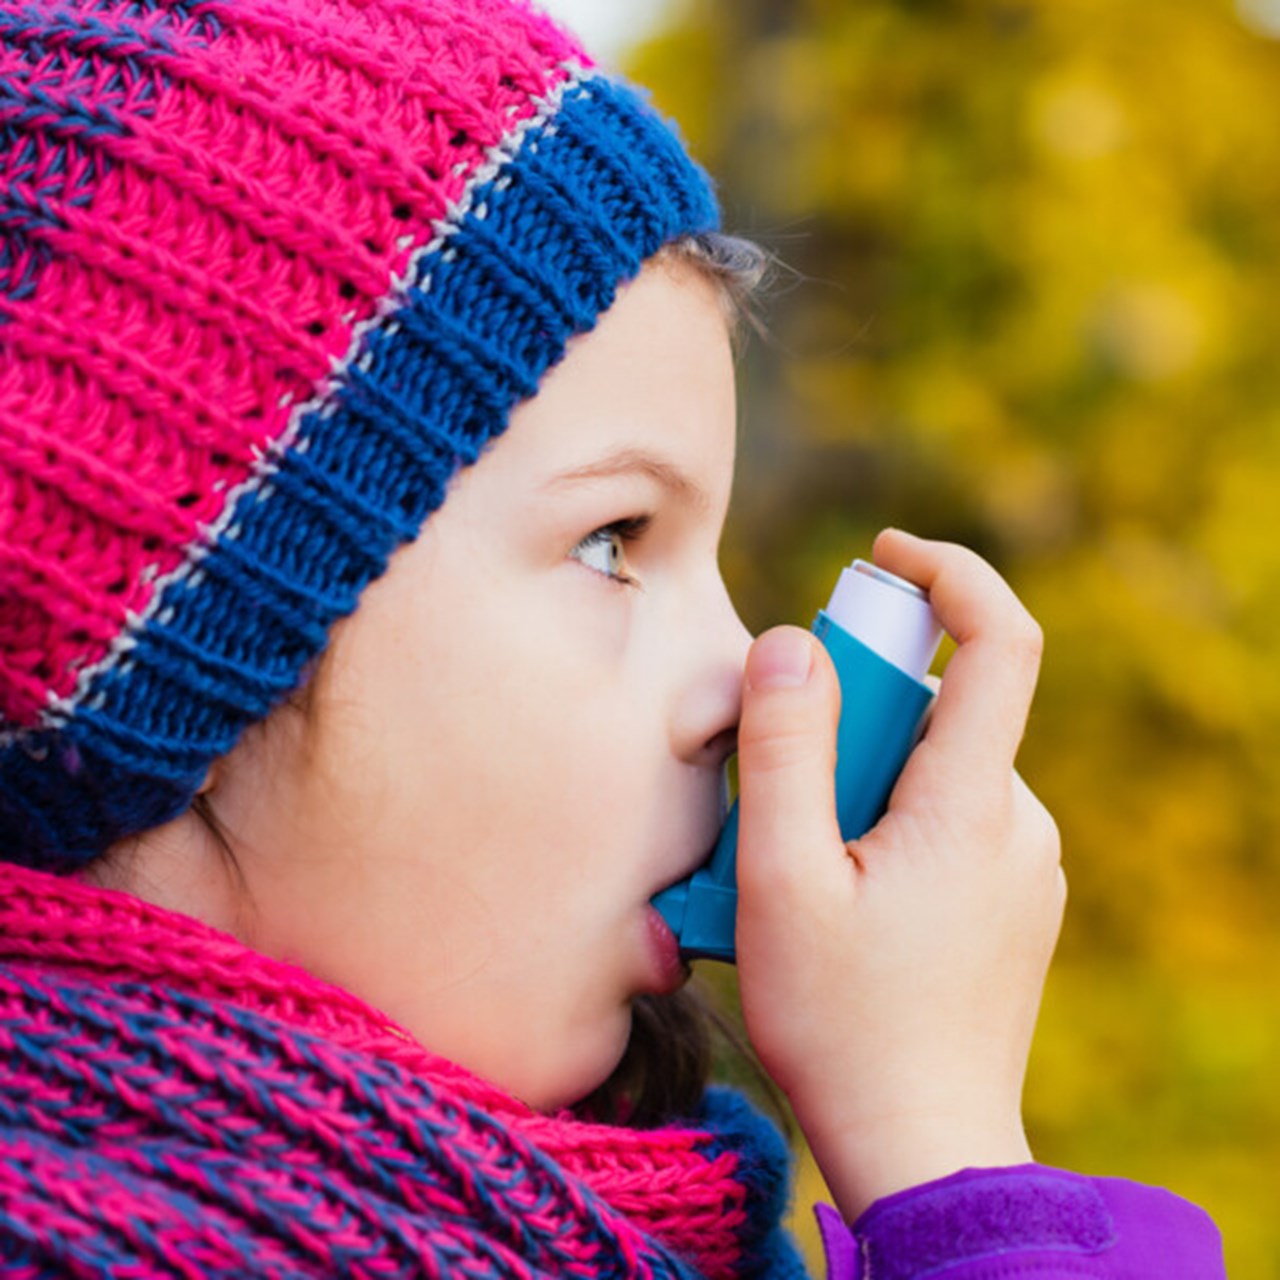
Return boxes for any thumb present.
[736,627,844,890]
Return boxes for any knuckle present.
[1012,775,1061,862]
[740,721,827,777]
[1033,800,1061,859]
[937,539,983,572]
[1009,613,1044,668]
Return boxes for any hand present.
[734,529,1065,1221]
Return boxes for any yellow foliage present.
[634,0,1280,1273]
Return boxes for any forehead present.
[495,263,736,483]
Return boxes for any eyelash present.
[570,516,652,587]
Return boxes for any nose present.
[672,575,753,770]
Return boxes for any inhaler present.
[652,560,943,963]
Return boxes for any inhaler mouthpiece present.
[825,560,942,681]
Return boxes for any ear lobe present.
[196,764,218,796]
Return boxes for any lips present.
[642,904,689,995]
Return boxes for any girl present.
[0,0,1224,1274]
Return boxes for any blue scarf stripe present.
[690,1090,811,1280]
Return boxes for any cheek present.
[360,607,641,860]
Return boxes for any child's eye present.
[569,517,650,585]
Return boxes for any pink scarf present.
[0,862,802,1277]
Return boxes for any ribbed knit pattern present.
[0,861,805,1278]
[0,0,719,865]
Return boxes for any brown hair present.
[656,231,772,350]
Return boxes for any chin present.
[515,1009,633,1115]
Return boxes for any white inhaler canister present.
[651,560,943,963]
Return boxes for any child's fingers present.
[873,530,1042,781]
[735,627,845,894]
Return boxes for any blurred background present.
[545,2,1280,1274]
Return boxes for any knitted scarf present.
[0,862,806,1278]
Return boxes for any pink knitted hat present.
[0,0,718,866]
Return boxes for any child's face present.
[211,262,749,1109]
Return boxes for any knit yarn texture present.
[0,0,719,866]
[0,861,804,1278]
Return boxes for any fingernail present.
[748,629,813,690]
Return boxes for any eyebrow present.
[544,447,710,514]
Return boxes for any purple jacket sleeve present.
[814,1164,1225,1279]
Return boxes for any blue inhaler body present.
[652,560,943,963]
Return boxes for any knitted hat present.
[0,0,718,868]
